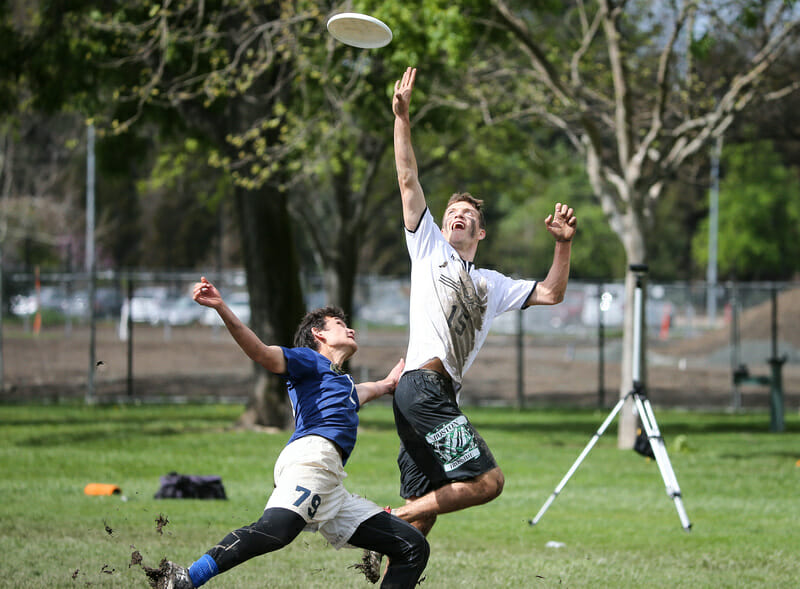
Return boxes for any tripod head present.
[630,264,649,289]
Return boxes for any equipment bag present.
[633,428,656,459]
[154,472,227,499]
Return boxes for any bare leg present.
[405,502,436,536]
[393,467,504,528]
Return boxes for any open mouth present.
[452,220,466,231]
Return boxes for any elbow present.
[535,284,565,306]
[397,169,418,190]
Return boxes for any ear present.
[311,327,326,345]
[477,228,486,241]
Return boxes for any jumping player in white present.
[152,277,429,589]
[359,67,576,578]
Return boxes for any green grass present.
[1,403,798,588]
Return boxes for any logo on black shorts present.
[425,415,480,472]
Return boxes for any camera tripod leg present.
[634,393,692,531]
[529,396,627,526]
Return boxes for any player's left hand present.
[544,203,577,242]
[192,276,223,308]
[393,67,416,119]
[383,358,406,394]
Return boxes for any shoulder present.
[406,208,439,236]
[406,208,450,259]
[474,267,511,283]
[283,347,325,376]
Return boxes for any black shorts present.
[393,369,498,499]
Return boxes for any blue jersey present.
[281,347,360,464]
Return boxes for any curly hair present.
[293,306,347,350]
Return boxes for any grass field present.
[1,402,798,588]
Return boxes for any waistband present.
[419,357,450,379]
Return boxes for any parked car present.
[161,296,205,326]
[128,286,169,324]
[10,286,66,316]
[200,291,251,326]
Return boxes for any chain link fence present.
[2,270,798,413]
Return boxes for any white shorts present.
[265,435,383,549]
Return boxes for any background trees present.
[481,0,800,445]
[1,0,799,430]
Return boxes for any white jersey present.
[404,208,537,387]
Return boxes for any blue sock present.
[188,554,218,587]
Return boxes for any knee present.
[389,520,430,567]
[401,527,430,571]
[414,535,430,570]
[414,514,436,537]
[480,468,504,501]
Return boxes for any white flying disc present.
[327,12,393,49]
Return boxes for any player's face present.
[320,316,358,357]
[442,202,485,246]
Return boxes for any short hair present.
[445,192,486,229]
[293,306,347,350]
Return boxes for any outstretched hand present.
[383,358,406,394]
[393,67,416,119]
[192,276,223,308]
[544,203,577,243]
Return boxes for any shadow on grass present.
[15,424,213,447]
[0,405,239,429]
[360,406,799,436]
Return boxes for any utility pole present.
[706,134,722,326]
[86,122,97,403]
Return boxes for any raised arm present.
[192,277,286,374]
[393,67,427,232]
[526,203,577,307]
[355,358,405,406]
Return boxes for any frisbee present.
[327,12,393,49]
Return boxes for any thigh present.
[266,436,349,528]
[394,371,498,489]
[396,443,435,499]
[316,491,383,549]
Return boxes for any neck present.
[319,346,351,367]
[453,243,477,263]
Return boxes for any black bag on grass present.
[633,428,656,459]
[154,472,227,500]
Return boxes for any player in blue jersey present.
[149,277,429,589]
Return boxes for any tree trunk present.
[322,235,359,322]
[617,210,647,448]
[233,182,305,429]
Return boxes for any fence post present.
[729,282,741,411]
[597,283,605,408]
[516,308,525,410]
[768,285,786,432]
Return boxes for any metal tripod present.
[529,264,691,531]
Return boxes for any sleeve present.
[484,270,537,314]
[280,347,317,380]
[405,208,443,261]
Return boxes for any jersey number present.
[447,303,469,335]
[294,485,322,519]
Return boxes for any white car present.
[161,296,206,326]
[128,287,169,324]
[201,291,251,326]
